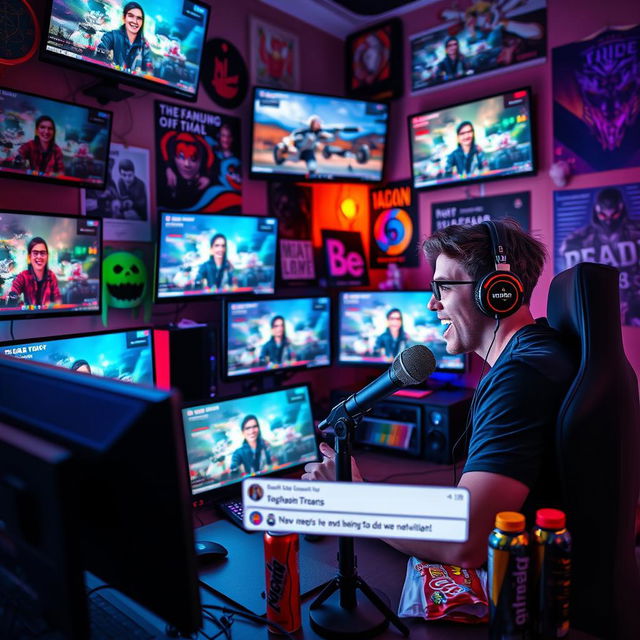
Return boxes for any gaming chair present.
[547,262,640,639]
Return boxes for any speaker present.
[154,323,217,402]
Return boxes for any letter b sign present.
[322,231,369,287]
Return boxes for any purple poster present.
[554,183,640,327]
[552,26,640,175]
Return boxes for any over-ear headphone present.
[474,220,524,319]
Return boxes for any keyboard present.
[89,591,166,640]
[218,498,244,529]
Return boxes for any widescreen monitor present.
[224,296,331,380]
[338,291,465,373]
[182,385,318,497]
[0,327,154,385]
[0,87,112,188]
[156,212,277,301]
[408,87,535,191]
[0,210,101,319]
[250,86,389,183]
[41,0,210,102]
[0,355,202,635]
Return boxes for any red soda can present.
[264,531,301,633]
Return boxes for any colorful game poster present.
[410,0,546,94]
[552,26,640,174]
[81,144,151,242]
[322,230,369,288]
[554,183,640,327]
[154,101,241,213]
[369,180,419,268]
[431,192,530,232]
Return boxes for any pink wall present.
[1,0,639,400]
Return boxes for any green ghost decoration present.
[102,250,151,326]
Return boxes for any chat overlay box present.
[242,478,469,542]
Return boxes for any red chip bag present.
[398,557,488,623]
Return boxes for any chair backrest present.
[547,262,640,639]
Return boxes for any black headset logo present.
[474,220,524,319]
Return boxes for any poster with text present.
[554,183,640,326]
[369,180,419,268]
[81,144,151,242]
[155,101,241,213]
[552,25,640,175]
[322,230,369,288]
[410,0,546,94]
[431,192,530,232]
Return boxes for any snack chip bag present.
[398,558,488,623]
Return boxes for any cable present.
[203,604,297,640]
[451,317,501,486]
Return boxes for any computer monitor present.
[0,87,113,188]
[0,210,102,320]
[408,87,535,191]
[0,327,154,384]
[0,355,202,635]
[337,291,466,373]
[156,212,277,301]
[0,422,88,639]
[250,86,389,183]
[223,296,331,380]
[182,385,318,498]
[41,0,210,102]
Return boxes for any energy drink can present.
[488,511,530,639]
[532,508,571,638]
[264,531,301,633]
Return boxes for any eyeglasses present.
[430,280,475,301]
[30,250,48,257]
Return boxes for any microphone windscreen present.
[393,345,437,385]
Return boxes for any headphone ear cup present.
[475,270,524,318]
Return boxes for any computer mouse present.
[195,540,228,562]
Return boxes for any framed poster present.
[322,230,369,288]
[345,18,403,100]
[249,17,299,90]
[410,0,546,94]
[81,144,151,242]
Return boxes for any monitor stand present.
[83,80,134,105]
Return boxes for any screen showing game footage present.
[0,211,101,319]
[41,0,210,101]
[224,296,331,379]
[0,328,154,385]
[0,87,112,188]
[182,385,318,495]
[250,87,389,183]
[408,87,535,191]
[338,291,466,373]
[156,213,277,300]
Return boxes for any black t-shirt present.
[463,318,578,521]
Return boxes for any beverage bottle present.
[264,531,301,633]
[488,511,531,639]
[532,508,571,638]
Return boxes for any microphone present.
[318,345,437,430]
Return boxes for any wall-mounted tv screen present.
[408,87,535,191]
[224,296,331,380]
[0,211,101,319]
[182,385,318,496]
[0,327,154,385]
[156,212,277,301]
[0,87,112,188]
[41,0,210,102]
[250,87,389,183]
[338,291,465,373]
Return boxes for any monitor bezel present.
[38,0,211,103]
[249,85,390,184]
[221,294,332,382]
[0,326,156,385]
[0,209,103,321]
[407,86,537,193]
[335,289,467,374]
[154,211,279,304]
[0,86,114,189]
[182,382,320,503]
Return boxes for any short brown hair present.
[422,219,547,304]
